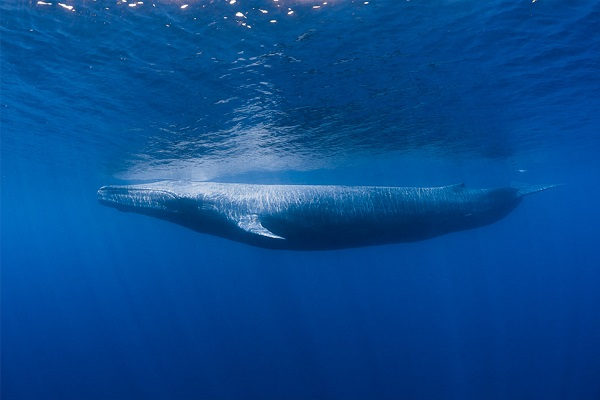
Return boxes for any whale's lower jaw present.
[97,186,179,212]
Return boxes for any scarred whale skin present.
[97,181,558,250]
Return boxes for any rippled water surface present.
[3,0,599,178]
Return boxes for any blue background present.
[2,1,600,399]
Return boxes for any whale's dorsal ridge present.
[444,183,466,190]
[237,214,285,240]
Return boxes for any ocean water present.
[2,0,600,399]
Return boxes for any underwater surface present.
[2,1,600,399]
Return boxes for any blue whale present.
[97,181,558,250]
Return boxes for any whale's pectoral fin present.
[237,215,285,240]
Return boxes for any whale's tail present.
[514,183,562,197]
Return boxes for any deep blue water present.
[2,1,600,399]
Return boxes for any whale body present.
[97,181,557,250]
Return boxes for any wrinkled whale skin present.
[98,181,557,250]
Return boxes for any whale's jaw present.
[97,186,179,213]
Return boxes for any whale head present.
[98,182,238,239]
[97,185,183,214]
